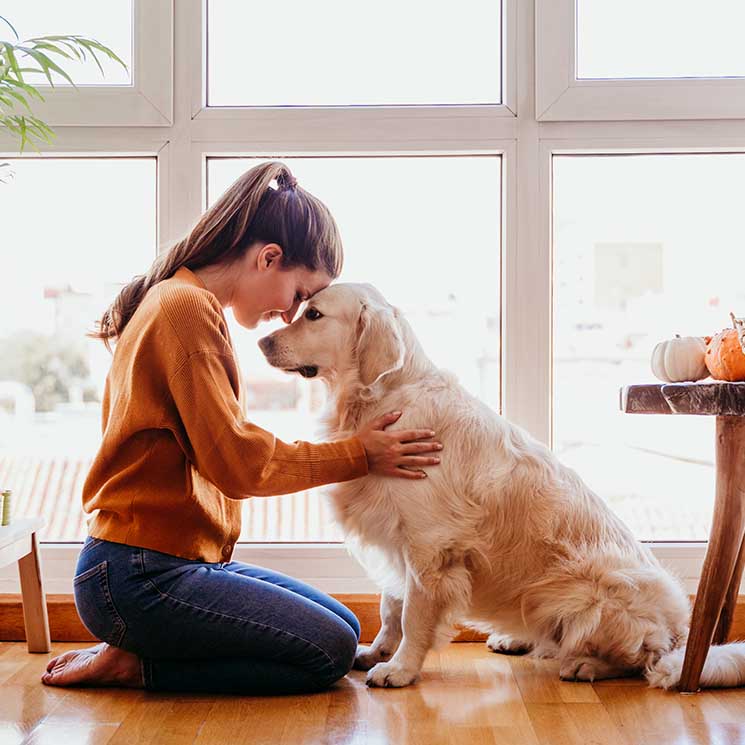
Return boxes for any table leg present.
[713,532,745,645]
[679,416,745,692]
[17,532,51,653]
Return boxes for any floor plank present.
[4,642,745,744]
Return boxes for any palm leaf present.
[0,15,18,39]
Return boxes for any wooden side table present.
[0,517,51,653]
[621,381,745,692]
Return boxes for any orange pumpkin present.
[705,314,745,381]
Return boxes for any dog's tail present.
[646,643,745,689]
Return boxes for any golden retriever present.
[258,282,745,689]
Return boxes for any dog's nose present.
[258,336,275,354]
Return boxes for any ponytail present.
[89,161,343,352]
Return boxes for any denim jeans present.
[72,536,360,694]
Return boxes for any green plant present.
[0,14,127,152]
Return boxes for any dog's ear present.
[356,301,405,389]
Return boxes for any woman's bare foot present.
[41,642,144,688]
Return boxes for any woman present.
[42,162,442,694]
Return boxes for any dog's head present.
[258,282,405,389]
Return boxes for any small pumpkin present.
[705,313,745,381]
[651,335,708,383]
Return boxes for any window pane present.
[0,159,156,542]
[208,156,501,541]
[553,154,745,541]
[207,0,502,106]
[3,1,132,86]
[577,0,745,80]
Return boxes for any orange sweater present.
[83,266,368,562]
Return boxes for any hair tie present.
[279,173,298,191]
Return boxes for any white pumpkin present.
[651,335,708,383]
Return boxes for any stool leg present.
[17,532,51,653]
[679,416,745,692]
[713,532,745,645]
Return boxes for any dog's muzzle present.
[257,336,318,378]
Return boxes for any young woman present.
[41,161,442,694]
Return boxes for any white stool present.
[0,518,51,653]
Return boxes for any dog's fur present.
[259,282,745,689]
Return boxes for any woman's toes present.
[41,644,143,689]
[42,650,98,686]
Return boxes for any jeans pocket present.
[73,560,127,647]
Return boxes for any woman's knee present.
[317,622,358,688]
[343,609,362,642]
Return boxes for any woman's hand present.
[356,411,442,480]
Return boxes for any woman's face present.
[231,243,334,329]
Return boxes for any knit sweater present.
[83,266,368,562]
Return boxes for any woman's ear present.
[257,243,283,271]
[356,301,405,389]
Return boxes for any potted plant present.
[0,12,126,164]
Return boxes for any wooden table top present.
[621,381,745,416]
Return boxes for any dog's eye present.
[305,307,323,321]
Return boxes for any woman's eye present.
[305,308,323,321]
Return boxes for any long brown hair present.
[89,160,343,352]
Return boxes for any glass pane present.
[553,153,745,541]
[2,1,132,86]
[207,0,502,106]
[0,159,157,542]
[577,0,745,80]
[208,156,501,541]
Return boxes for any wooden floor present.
[3,642,745,745]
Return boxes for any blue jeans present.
[72,536,360,694]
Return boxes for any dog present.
[258,282,745,689]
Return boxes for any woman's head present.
[90,161,344,350]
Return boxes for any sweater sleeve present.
[167,349,369,499]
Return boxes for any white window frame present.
[189,0,518,121]
[536,0,745,121]
[17,0,173,127]
[0,0,733,597]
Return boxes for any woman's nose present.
[281,302,300,324]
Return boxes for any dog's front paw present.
[354,644,392,671]
[366,661,418,688]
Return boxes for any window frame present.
[0,0,736,595]
[11,0,173,127]
[536,0,745,121]
[189,0,518,119]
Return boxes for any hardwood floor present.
[2,641,745,744]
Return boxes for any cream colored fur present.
[259,283,745,690]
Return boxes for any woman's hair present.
[89,160,343,352]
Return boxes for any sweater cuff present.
[313,435,369,484]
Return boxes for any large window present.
[553,154,745,540]
[0,158,157,542]
[207,0,503,106]
[0,0,171,126]
[1,0,739,595]
[536,0,745,120]
[208,156,501,541]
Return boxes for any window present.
[0,1,730,597]
[553,153,745,540]
[0,158,157,543]
[206,0,503,106]
[1,0,172,125]
[5,0,133,86]
[208,155,501,540]
[577,0,745,80]
[536,0,745,120]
